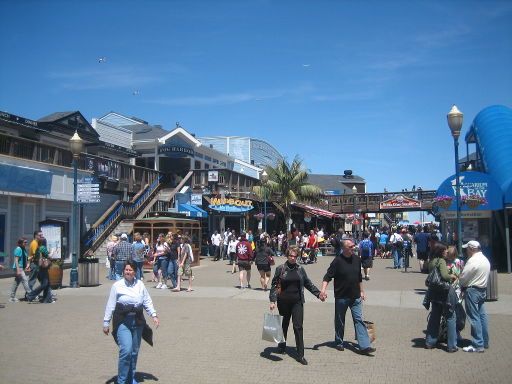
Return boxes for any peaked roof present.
[38,111,99,141]
[124,124,167,141]
[307,173,365,193]
[159,127,201,147]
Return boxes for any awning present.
[291,202,341,219]
[178,203,208,218]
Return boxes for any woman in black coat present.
[269,245,324,365]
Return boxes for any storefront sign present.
[191,193,203,205]
[209,197,254,213]
[0,111,41,129]
[440,210,492,219]
[208,171,219,182]
[158,145,194,156]
[380,195,421,209]
[436,171,503,211]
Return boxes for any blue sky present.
[1,0,511,197]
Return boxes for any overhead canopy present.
[291,202,342,220]
[178,203,208,218]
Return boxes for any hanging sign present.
[380,195,421,209]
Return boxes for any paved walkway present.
[1,255,511,384]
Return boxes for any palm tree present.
[253,156,322,230]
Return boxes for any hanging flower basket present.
[434,195,453,209]
[266,212,276,220]
[254,213,265,221]
[462,195,486,209]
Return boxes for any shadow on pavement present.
[105,372,159,383]
[260,347,284,361]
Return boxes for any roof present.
[124,124,168,141]
[307,173,365,193]
[466,105,512,203]
[37,111,77,122]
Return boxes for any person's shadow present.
[312,340,360,354]
[260,346,285,362]
[105,372,159,383]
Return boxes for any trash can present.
[486,268,498,301]
[78,258,100,287]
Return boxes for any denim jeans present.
[426,301,457,349]
[135,261,144,280]
[159,258,169,280]
[392,247,402,268]
[334,297,371,350]
[28,262,40,290]
[10,270,31,299]
[167,259,178,288]
[116,314,142,384]
[28,268,51,303]
[115,261,126,280]
[465,287,489,349]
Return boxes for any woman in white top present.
[103,260,159,384]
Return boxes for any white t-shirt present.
[211,233,222,246]
[459,251,490,288]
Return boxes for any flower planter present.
[464,199,481,209]
[436,199,452,209]
[48,263,63,289]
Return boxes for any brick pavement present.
[1,255,511,384]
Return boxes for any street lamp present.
[70,131,83,288]
[261,170,269,234]
[447,105,463,255]
[352,185,357,237]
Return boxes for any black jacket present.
[269,262,320,304]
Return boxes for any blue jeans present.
[334,297,371,350]
[27,268,51,303]
[28,262,40,289]
[135,261,144,280]
[426,301,457,349]
[115,261,126,280]
[167,259,178,288]
[465,287,489,349]
[158,258,169,280]
[392,247,402,268]
[116,315,142,384]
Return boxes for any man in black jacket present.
[320,238,376,355]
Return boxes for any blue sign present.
[436,171,503,211]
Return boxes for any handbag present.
[267,254,275,266]
[262,312,285,343]
[275,265,285,295]
[38,257,51,269]
[425,259,450,291]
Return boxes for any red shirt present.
[308,234,317,248]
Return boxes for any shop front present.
[207,196,255,235]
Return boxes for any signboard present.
[436,171,503,211]
[78,177,100,203]
[208,171,219,182]
[440,210,492,219]
[41,224,62,259]
[209,197,254,213]
[158,145,194,156]
[380,195,421,210]
[324,190,341,196]
[191,193,203,205]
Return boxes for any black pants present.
[277,300,304,358]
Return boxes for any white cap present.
[462,240,480,249]
[120,233,128,240]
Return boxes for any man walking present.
[358,232,373,280]
[320,238,376,355]
[211,231,222,261]
[459,240,490,353]
[389,228,403,269]
[112,233,136,280]
[27,230,43,289]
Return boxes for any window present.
[194,160,201,170]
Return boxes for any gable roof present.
[159,127,201,147]
[37,111,100,141]
[307,173,365,193]
[124,124,167,141]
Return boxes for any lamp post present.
[70,131,83,288]
[447,105,463,255]
[261,170,269,234]
[352,185,357,237]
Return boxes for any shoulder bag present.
[425,259,450,291]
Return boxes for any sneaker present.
[335,344,345,351]
[463,346,484,353]
[296,357,308,365]
[156,282,163,289]
[246,284,251,289]
[359,347,376,355]
[160,284,168,289]
[8,297,19,303]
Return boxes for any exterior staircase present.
[94,221,134,261]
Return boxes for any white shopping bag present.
[262,312,285,344]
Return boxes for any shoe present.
[296,357,308,365]
[156,282,162,289]
[8,297,19,303]
[160,284,168,289]
[277,344,286,354]
[335,344,344,351]
[484,345,489,349]
[364,276,369,281]
[447,348,458,353]
[359,347,376,355]
[463,346,484,353]
[425,344,434,350]
[246,284,251,289]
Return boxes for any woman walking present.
[9,238,32,302]
[269,246,324,365]
[254,238,273,290]
[424,242,458,352]
[103,260,159,384]
[27,238,53,303]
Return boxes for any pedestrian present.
[153,234,170,289]
[112,234,136,280]
[389,228,403,269]
[358,232,373,280]
[269,245,324,365]
[424,242,458,352]
[227,233,238,273]
[319,238,376,355]
[414,226,430,273]
[9,238,32,302]
[106,235,118,280]
[236,232,254,289]
[173,236,194,292]
[103,260,160,384]
[27,230,43,289]
[27,238,53,303]
[459,240,490,353]
[132,233,146,281]
[254,238,273,291]
[166,234,181,289]
[211,231,222,261]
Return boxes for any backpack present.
[360,240,372,258]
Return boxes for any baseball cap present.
[462,240,480,249]
[120,233,128,240]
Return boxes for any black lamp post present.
[261,170,269,234]
[69,131,83,288]
[352,185,357,237]
[447,105,463,255]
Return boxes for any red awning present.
[291,202,341,219]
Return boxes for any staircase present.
[384,213,393,226]
[94,221,134,260]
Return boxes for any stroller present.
[298,247,317,264]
